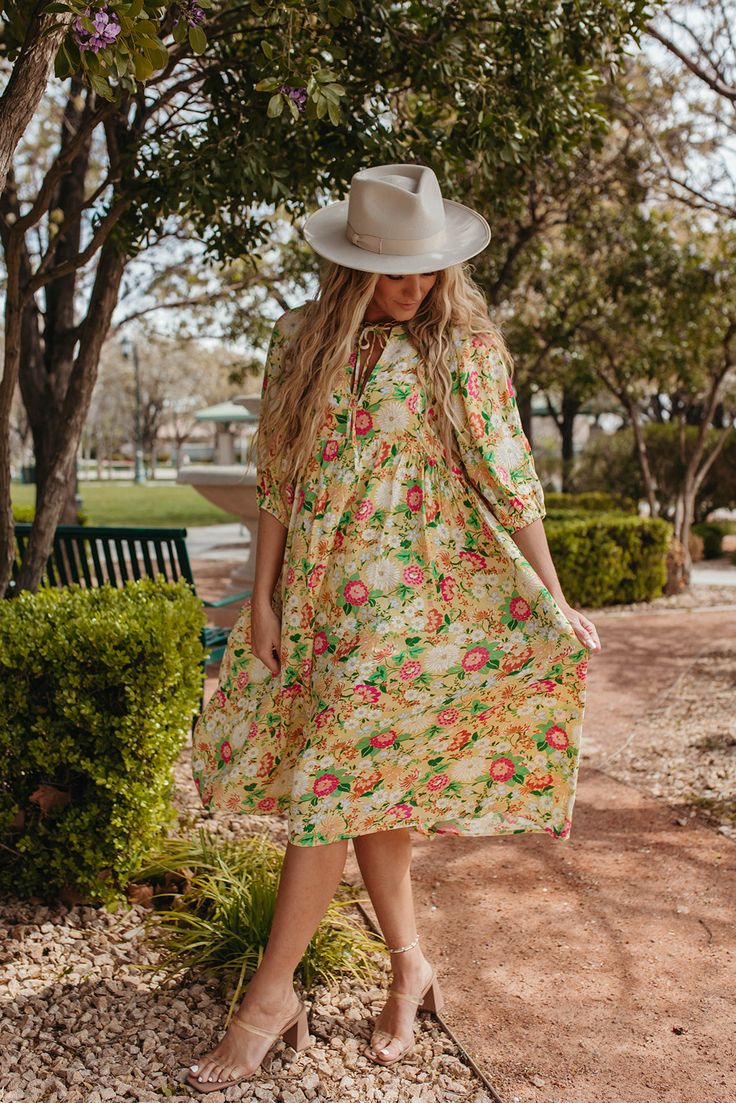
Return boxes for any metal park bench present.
[8,523,250,717]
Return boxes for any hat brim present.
[302,198,491,274]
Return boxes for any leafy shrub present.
[0,578,206,905]
[692,521,726,560]
[544,513,671,607]
[129,829,386,1014]
[11,502,87,525]
[544,491,638,514]
[11,504,35,523]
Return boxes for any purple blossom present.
[279,84,308,112]
[72,6,121,54]
[172,0,205,27]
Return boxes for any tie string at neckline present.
[357,319,406,351]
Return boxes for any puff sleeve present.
[255,313,295,529]
[451,332,546,535]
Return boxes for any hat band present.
[346,220,446,257]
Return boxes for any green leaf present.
[54,41,72,79]
[267,93,284,118]
[138,35,166,52]
[254,77,279,91]
[89,73,114,100]
[133,52,154,81]
[146,46,170,72]
[188,25,207,55]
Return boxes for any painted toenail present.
[190,1065,198,1072]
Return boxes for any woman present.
[187,164,601,1093]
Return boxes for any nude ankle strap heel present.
[187,998,312,1094]
[366,934,445,1066]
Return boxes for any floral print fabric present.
[191,306,589,846]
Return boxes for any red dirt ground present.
[346,607,736,1103]
[197,563,736,1103]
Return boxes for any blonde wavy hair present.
[249,260,514,491]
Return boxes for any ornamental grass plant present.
[129,828,386,1024]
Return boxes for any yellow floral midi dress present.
[191,306,589,847]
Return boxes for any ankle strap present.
[389,989,422,1004]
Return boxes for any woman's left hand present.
[558,601,602,653]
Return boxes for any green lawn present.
[12,481,241,527]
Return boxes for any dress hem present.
[198,801,574,847]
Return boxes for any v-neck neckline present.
[347,321,407,403]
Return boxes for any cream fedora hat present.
[302,163,491,274]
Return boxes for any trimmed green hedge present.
[691,521,726,560]
[11,502,88,525]
[544,491,639,514]
[545,513,671,607]
[0,578,206,906]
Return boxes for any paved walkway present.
[186,522,249,562]
[193,545,736,1103]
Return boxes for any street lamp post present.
[120,335,145,485]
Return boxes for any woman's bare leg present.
[351,827,434,1060]
[190,837,349,1086]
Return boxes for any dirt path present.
[342,607,736,1103]
[197,567,736,1103]
[577,606,736,771]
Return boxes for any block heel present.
[420,972,444,1014]
[282,1005,311,1051]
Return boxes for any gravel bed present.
[580,580,736,618]
[0,747,495,1103]
[594,637,736,839]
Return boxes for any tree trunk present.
[0,7,73,195]
[627,402,659,518]
[14,243,127,591]
[560,391,581,493]
[19,83,93,530]
[0,234,24,594]
[673,479,696,587]
[516,385,534,444]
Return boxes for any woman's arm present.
[251,507,288,677]
[512,518,601,652]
